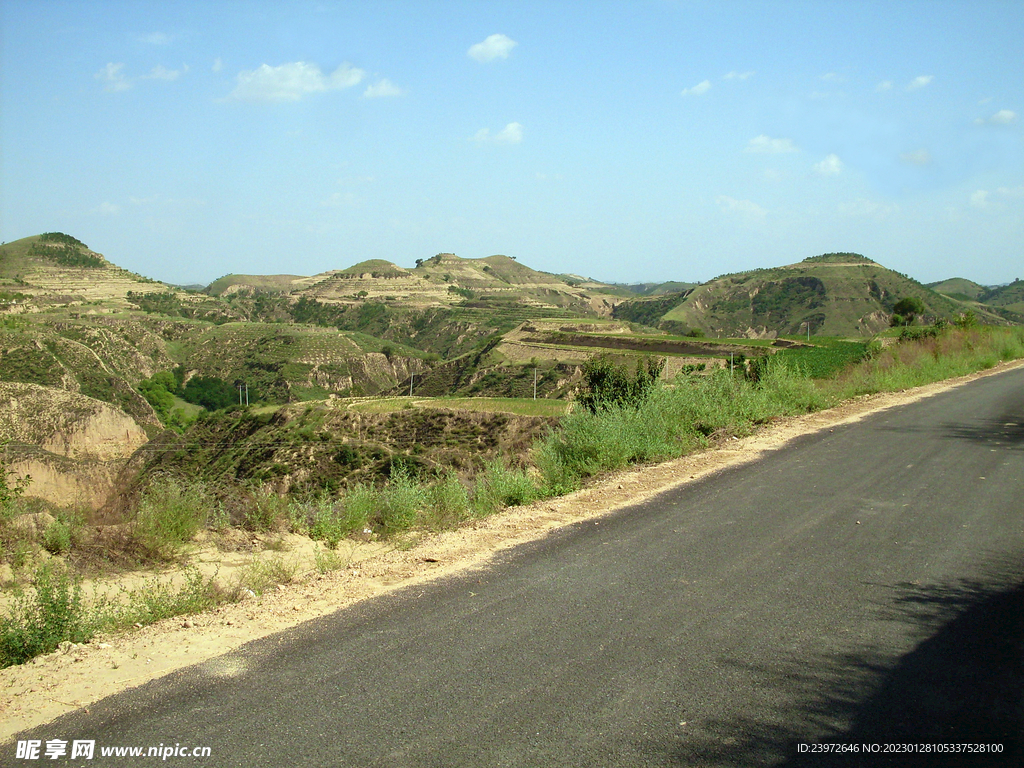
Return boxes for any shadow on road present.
[648,561,1024,766]
[874,418,1024,450]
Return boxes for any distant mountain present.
[289,252,623,314]
[613,253,1010,337]
[617,281,699,296]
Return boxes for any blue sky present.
[1,0,1022,286]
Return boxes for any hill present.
[205,274,308,296]
[927,277,989,301]
[293,252,622,315]
[0,233,170,309]
[613,253,1006,337]
[978,279,1024,314]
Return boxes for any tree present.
[577,355,664,413]
[892,297,926,326]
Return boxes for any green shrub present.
[0,561,89,668]
[373,468,426,538]
[42,517,73,555]
[472,458,539,517]
[233,553,297,596]
[243,486,286,532]
[93,566,220,629]
[308,494,367,548]
[420,471,471,531]
[577,354,664,413]
[134,478,211,559]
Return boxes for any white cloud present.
[900,149,932,165]
[138,32,171,45]
[820,72,845,83]
[988,109,1016,124]
[94,201,121,216]
[716,195,767,221]
[363,78,404,98]
[143,64,188,81]
[907,75,933,90]
[876,80,893,92]
[970,190,990,208]
[681,79,711,96]
[468,34,517,63]
[212,58,223,73]
[813,154,843,176]
[472,122,523,144]
[745,135,798,154]
[229,62,365,102]
[997,185,1024,197]
[723,71,754,80]
[96,62,131,92]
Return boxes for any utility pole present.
[245,382,249,407]
[409,372,414,397]
[239,384,243,406]
[534,367,538,400]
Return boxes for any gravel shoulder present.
[3,358,1022,743]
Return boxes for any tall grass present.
[830,327,1024,398]
[535,360,832,489]
[133,477,211,559]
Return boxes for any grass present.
[0,562,222,669]
[133,477,211,559]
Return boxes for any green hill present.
[979,279,1024,314]
[615,253,1005,338]
[205,274,308,296]
[927,277,989,301]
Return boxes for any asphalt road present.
[11,367,1024,767]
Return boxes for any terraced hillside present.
[616,253,1008,338]
[292,253,622,315]
[0,234,171,309]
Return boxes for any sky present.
[1,0,1022,287]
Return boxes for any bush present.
[472,458,539,517]
[577,354,664,413]
[243,486,286,532]
[0,561,89,668]
[308,493,368,548]
[134,478,211,559]
[420,471,471,531]
[373,468,426,538]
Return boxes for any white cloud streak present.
[907,75,933,90]
[144,64,189,81]
[472,122,523,144]
[716,195,767,221]
[745,135,798,154]
[229,62,365,102]
[468,34,517,63]
[681,80,711,96]
[96,62,131,92]
[900,149,932,165]
[970,190,990,208]
[876,80,893,92]
[813,154,843,176]
[363,78,404,98]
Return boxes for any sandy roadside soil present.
[3,359,1022,742]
